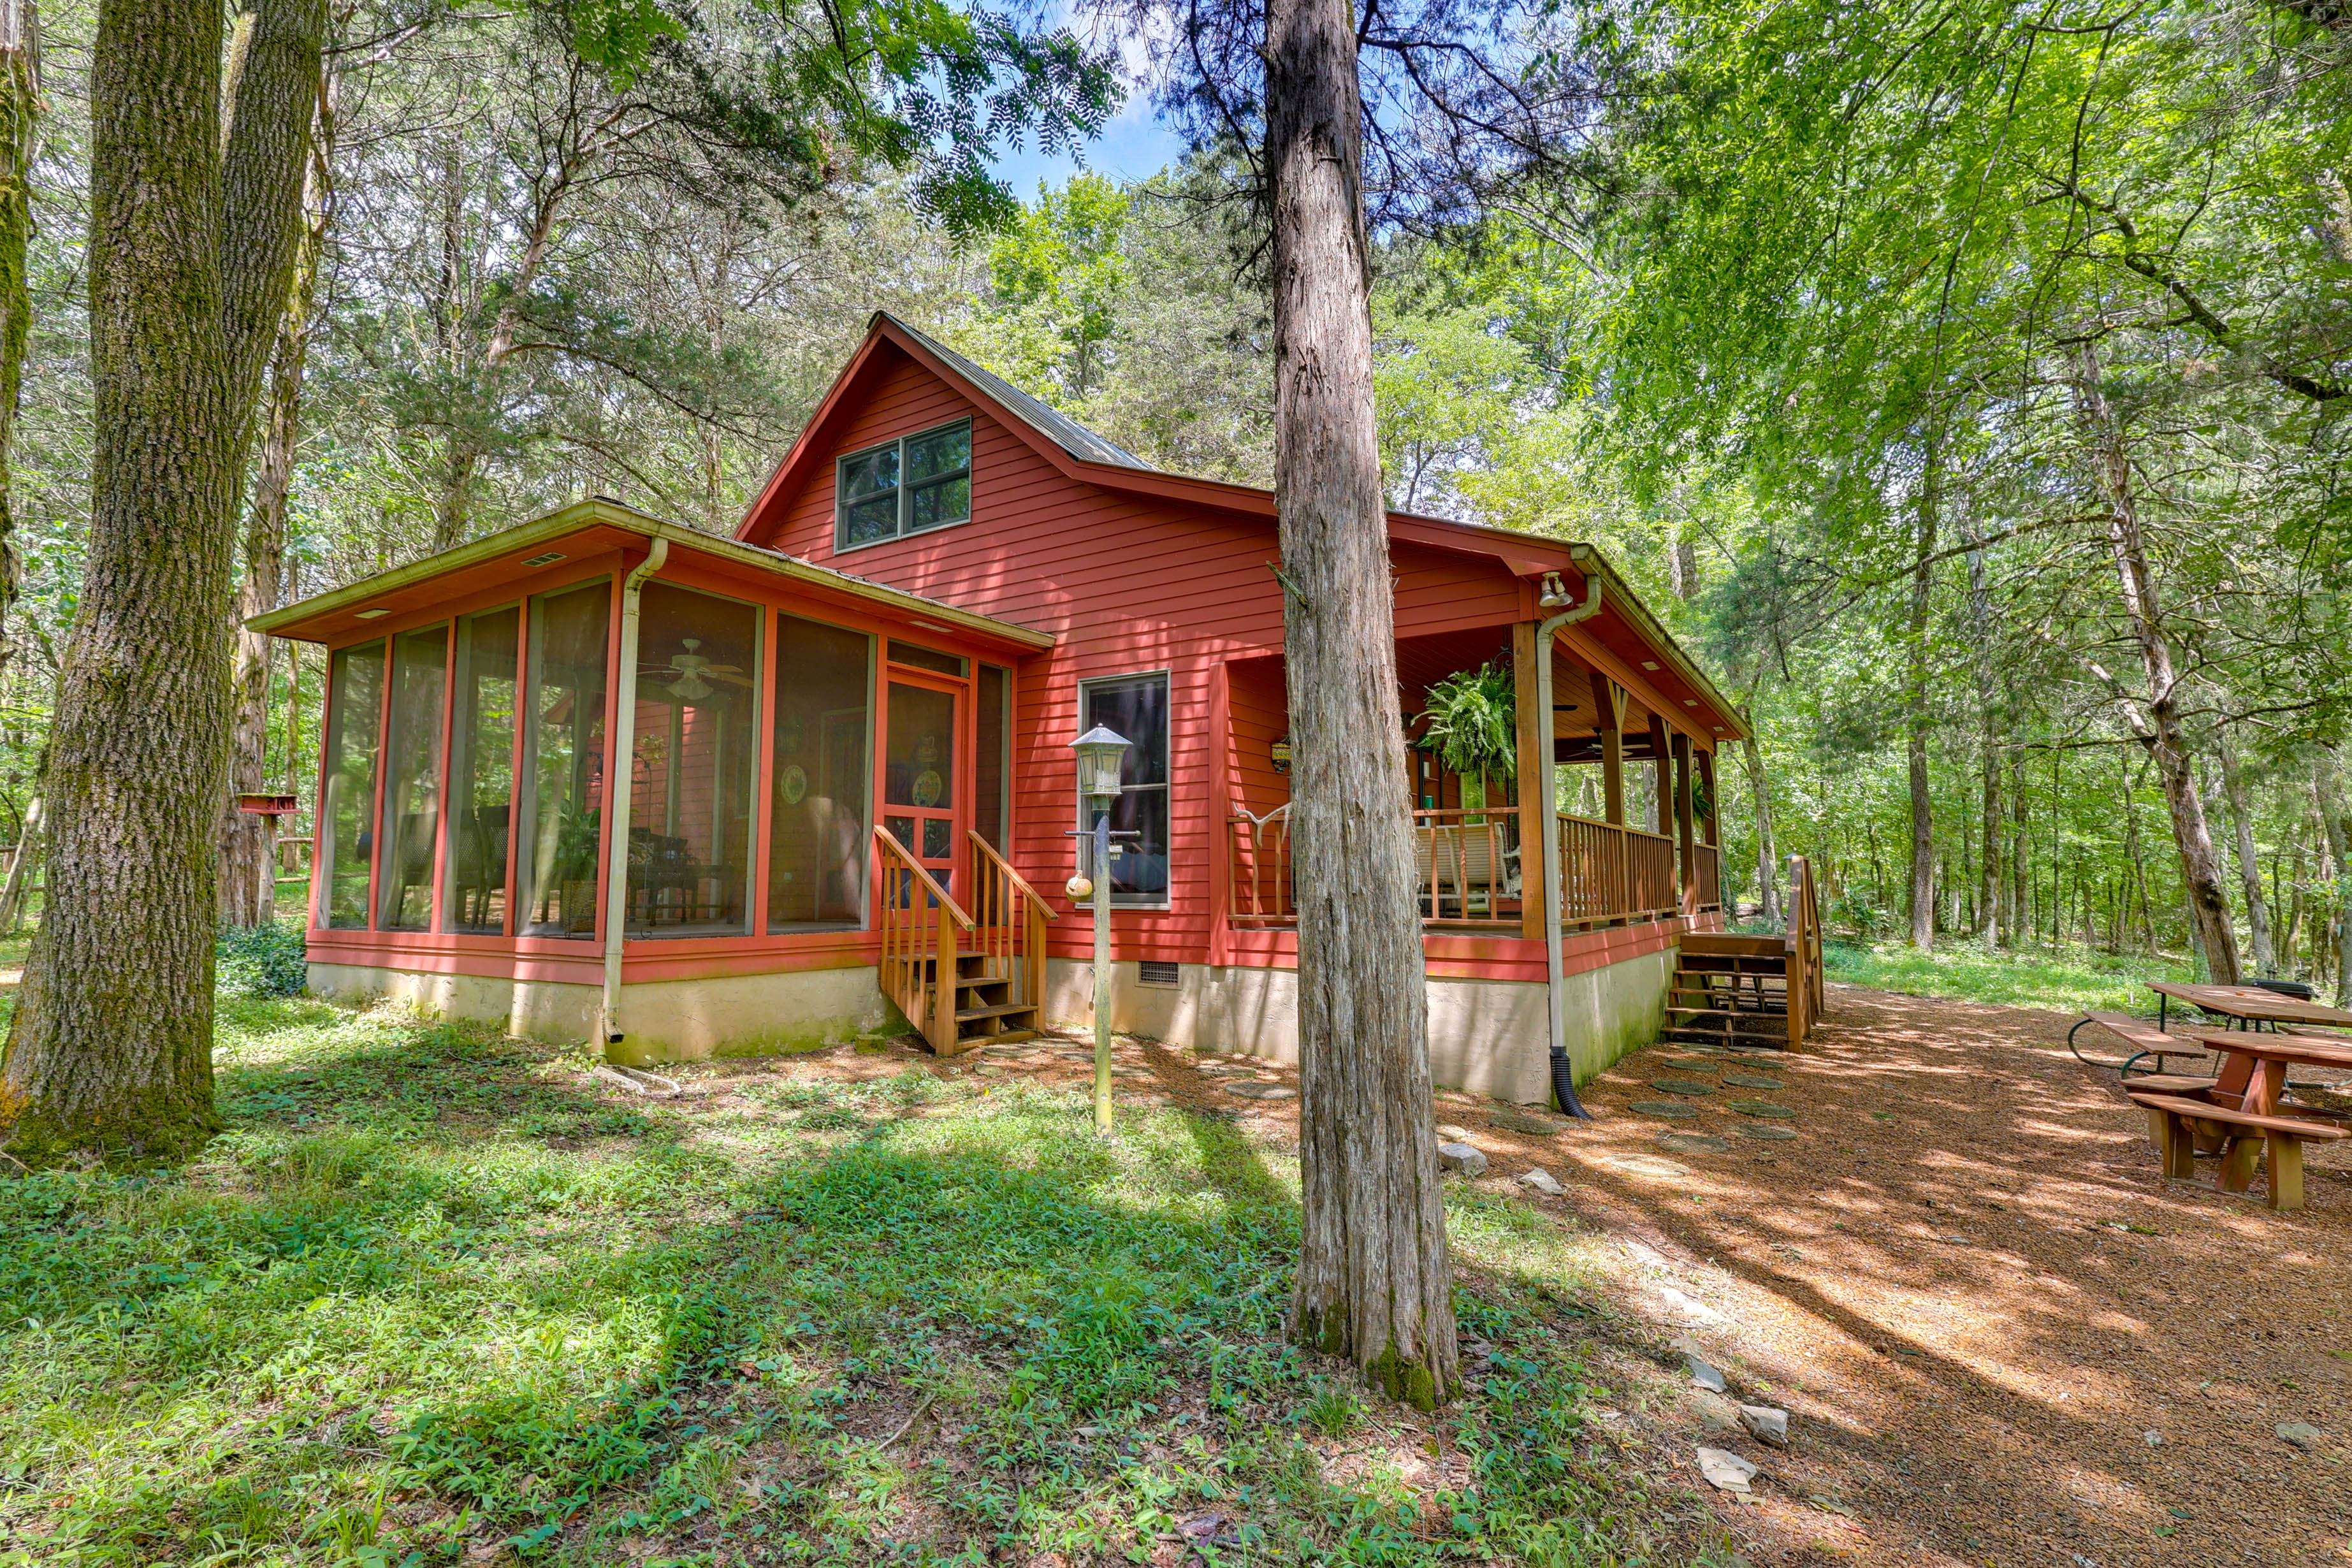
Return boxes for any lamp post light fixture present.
[1069,723,1132,1135]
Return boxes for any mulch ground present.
[654,984,2352,1567]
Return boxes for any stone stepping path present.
[1225,1082,1296,1100]
[1727,1100,1797,1118]
[1651,1079,1715,1096]
[1629,1100,1701,1120]
[1656,1133,1730,1156]
[1664,1057,1725,1072]
[1721,1073,1785,1091]
[1734,1123,1799,1140]
[1604,1152,1692,1179]
[1490,1111,1565,1136]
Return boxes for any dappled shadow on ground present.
[1537,982,2351,1568]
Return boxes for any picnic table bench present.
[2068,1012,2216,1083]
[2130,1091,2348,1210]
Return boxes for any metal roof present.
[879,313,1157,472]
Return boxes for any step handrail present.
[968,831,1060,921]
[875,825,976,928]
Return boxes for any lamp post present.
[1069,723,1131,1136]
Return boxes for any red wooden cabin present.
[258,313,1801,1103]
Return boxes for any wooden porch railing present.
[967,829,1057,1012]
[1785,854,1824,1044]
[875,825,975,1054]
[1554,811,1680,926]
[1412,808,1520,927]
[1690,841,1722,913]
[1226,804,1294,927]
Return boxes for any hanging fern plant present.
[1415,663,1517,809]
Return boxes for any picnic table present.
[2124,1025,2352,1210]
[2146,981,2352,1034]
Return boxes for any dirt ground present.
[755,982,2352,1568]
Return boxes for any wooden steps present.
[880,948,1043,1055]
[1661,932,1799,1049]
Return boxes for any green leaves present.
[1416,663,1520,782]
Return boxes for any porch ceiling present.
[1390,627,1667,755]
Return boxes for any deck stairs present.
[1659,856,1824,1050]
[876,827,1057,1057]
[880,947,1043,1054]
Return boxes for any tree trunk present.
[0,0,32,686]
[1741,732,1778,925]
[224,80,331,926]
[1267,0,1455,1410]
[0,791,38,931]
[1904,460,1937,949]
[1963,532,2000,952]
[2317,755,2352,1009]
[0,0,322,1165]
[2215,728,2274,976]
[2066,343,2240,983]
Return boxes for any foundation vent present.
[1138,960,1180,988]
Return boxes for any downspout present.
[1535,552,1605,1118]
[600,535,669,1055]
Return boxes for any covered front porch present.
[1221,618,1728,941]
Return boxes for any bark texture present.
[1267,0,1455,1409]
[0,0,321,1164]
[0,0,34,685]
[2068,345,2240,984]
[2318,755,2352,1008]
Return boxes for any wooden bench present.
[2070,1012,2216,1082]
[2126,1091,2348,1210]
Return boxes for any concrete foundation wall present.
[1042,945,1676,1107]
[307,962,896,1064]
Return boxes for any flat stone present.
[1734,1124,1799,1141]
[1604,1153,1690,1179]
[1664,1057,1724,1071]
[1629,1100,1701,1120]
[1435,1122,1478,1143]
[1226,1082,1296,1100]
[1739,1405,1789,1447]
[1727,1100,1797,1118]
[1696,1446,1757,1492]
[1721,1073,1785,1091]
[1437,1142,1490,1177]
[1492,1110,1565,1136]
[1656,1133,1731,1156]
[2277,1421,2323,1451]
[1516,1168,1565,1196]
[1651,1078,1716,1096]
[1684,1354,1728,1393]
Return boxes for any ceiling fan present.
[641,639,750,702]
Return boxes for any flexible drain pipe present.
[1533,555,1604,1118]
[600,535,669,1054]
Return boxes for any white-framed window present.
[836,418,973,551]
[1077,671,1170,909]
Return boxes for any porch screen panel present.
[626,583,758,937]
[519,579,612,939]
[1079,672,1168,906]
[319,639,384,928]
[444,606,519,933]
[976,664,1008,851]
[768,615,872,931]
[376,624,450,929]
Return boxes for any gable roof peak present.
[872,311,1156,473]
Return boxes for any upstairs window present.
[837,419,972,550]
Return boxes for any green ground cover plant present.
[0,998,1711,1567]
[1820,941,2193,1017]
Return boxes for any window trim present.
[1075,668,1172,911]
[834,417,974,554]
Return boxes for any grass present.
[0,996,1713,1567]
[1818,938,2196,1016]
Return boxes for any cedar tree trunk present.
[2068,344,2240,984]
[1266,0,1456,1409]
[0,0,321,1163]
[0,0,34,683]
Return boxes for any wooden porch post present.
[1513,621,1546,941]
[1648,714,1671,834]
[1588,672,1626,825]
[1698,748,1719,846]
[1673,731,1695,918]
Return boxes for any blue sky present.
[984,3,1190,198]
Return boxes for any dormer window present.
[836,419,973,551]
